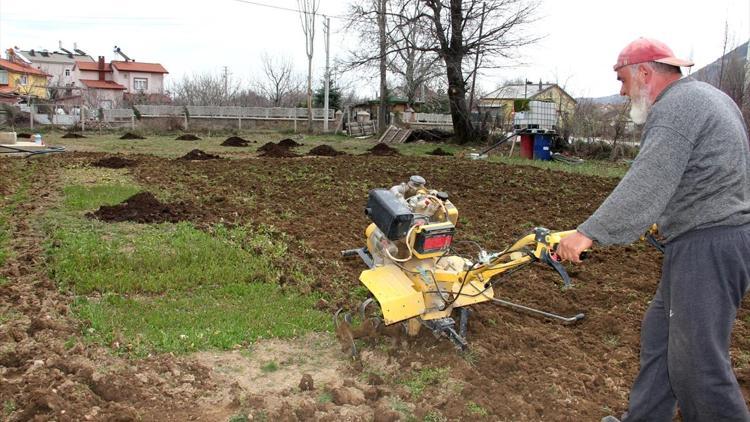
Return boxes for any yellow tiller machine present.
[340,176,586,353]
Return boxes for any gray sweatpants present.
[623,224,750,422]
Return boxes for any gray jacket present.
[578,77,750,245]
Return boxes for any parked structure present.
[0,50,51,103]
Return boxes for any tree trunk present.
[378,0,388,133]
[307,56,313,133]
[444,55,474,143]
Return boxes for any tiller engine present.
[340,175,585,354]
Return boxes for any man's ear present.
[637,63,651,83]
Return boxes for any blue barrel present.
[533,134,551,161]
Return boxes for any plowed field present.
[1,151,748,421]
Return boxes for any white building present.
[19,44,94,88]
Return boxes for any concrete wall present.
[127,116,338,133]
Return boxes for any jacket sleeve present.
[577,125,693,245]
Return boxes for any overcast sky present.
[1,0,748,99]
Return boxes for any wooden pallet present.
[378,125,412,144]
[347,121,377,137]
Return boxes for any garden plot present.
[0,147,747,421]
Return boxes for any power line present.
[231,0,346,20]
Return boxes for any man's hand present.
[556,231,593,263]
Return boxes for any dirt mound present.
[259,143,299,158]
[278,138,302,148]
[86,192,198,223]
[16,132,32,139]
[62,133,86,139]
[177,149,221,161]
[258,141,279,152]
[406,128,453,143]
[367,143,400,156]
[309,144,345,157]
[427,147,453,156]
[221,136,250,147]
[90,156,137,169]
[120,132,145,140]
[175,134,201,141]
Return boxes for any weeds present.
[260,361,279,373]
[467,401,488,416]
[400,367,449,398]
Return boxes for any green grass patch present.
[317,391,333,404]
[63,184,141,211]
[73,283,330,356]
[260,361,279,373]
[489,155,628,178]
[400,367,449,398]
[47,221,287,294]
[466,402,488,416]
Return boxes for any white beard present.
[629,88,651,125]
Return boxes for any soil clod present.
[62,133,87,139]
[299,374,314,391]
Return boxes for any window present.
[0,70,7,85]
[64,69,70,77]
[133,78,148,91]
[18,74,28,86]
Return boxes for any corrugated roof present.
[483,83,556,100]
[0,59,50,77]
[79,79,126,90]
[111,61,168,74]
[75,61,112,72]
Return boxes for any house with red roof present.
[0,49,51,103]
[73,55,169,108]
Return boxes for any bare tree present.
[298,0,320,133]
[169,72,242,106]
[255,53,300,107]
[377,0,388,132]
[387,0,442,107]
[406,0,540,143]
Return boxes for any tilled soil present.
[119,133,145,140]
[86,191,203,223]
[309,145,345,156]
[90,156,138,169]
[62,133,86,139]
[367,143,400,156]
[259,144,299,158]
[427,147,453,156]
[1,152,748,421]
[221,136,251,147]
[278,138,302,148]
[175,134,201,141]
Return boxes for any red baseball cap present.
[614,38,694,71]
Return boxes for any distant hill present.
[690,41,747,86]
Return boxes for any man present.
[557,38,750,422]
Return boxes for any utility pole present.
[323,15,331,132]
[222,66,229,101]
[468,2,486,114]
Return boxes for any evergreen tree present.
[313,78,342,111]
